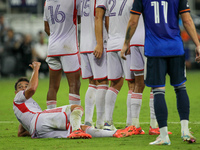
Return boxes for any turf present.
[0,70,200,150]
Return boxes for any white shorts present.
[31,105,72,138]
[130,46,146,72]
[46,54,81,73]
[80,51,107,80]
[107,51,134,80]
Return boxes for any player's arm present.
[121,14,140,60]
[93,7,105,59]
[24,62,41,99]
[181,12,200,62]
[18,124,30,137]
[44,21,50,36]
[105,16,109,33]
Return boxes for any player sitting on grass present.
[13,61,136,139]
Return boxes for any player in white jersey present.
[79,0,109,129]
[97,0,161,134]
[43,0,82,109]
[13,62,136,138]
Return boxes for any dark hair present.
[14,77,29,90]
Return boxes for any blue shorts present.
[145,55,186,87]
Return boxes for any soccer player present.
[79,0,109,128]
[121,0,200,145]
[96,0,158,134]
[44,0,81,109]
[14,61,136,139]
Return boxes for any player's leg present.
[82,125,136,138]
[46,57,62,109]
[126,80,135,127]
[90,51,108,129]
[130,46,145,134]
[80,53,96,126]
[84,77,96,126]
[103,51,124,130]
[146,57,170,145]
[95,78,108,129]
[104,78,123,130]
[62,55,81,105]
[169,55,196,143]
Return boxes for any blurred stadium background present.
[0,0,200,78]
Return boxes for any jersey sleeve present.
[130,0,142,15]
[14,91,27,104]
[179,0,190,14]
[96,0,107,10]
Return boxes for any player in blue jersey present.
[121,0,200,145]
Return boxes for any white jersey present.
[44,0,81,57]
[80,0,107,53]
[13,91,42,133]
[100,0,144,52]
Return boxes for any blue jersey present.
[131,0,190,57]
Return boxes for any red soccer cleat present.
[113,128,131,138]
[135,127,145,135]
[125,125,137,136]
[149,126,172,135]
[68,129,92,139]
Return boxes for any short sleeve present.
[14,91,27,104]
[130,0,143,15]
[179,0,190,14]
[96,0,107,10]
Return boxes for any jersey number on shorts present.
[48,5,66,24]
[109,0,127,17]
[151,1,168,24]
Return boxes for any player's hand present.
[121,44,129,60]
[93,45,103,59]
[195,45,200,63]
[29,61,41,70]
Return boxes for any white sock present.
[46,100,57,109]
[85,126,115,137]
[96,85,108,127]
[105,87,119,124]
[159,126,169,141]
[149,92,158,128]
[181,120,189,135]
[69,93,81,105]
[70,107,83,131]
[84,84,96,123]
[126,90,132,126]
[131,93,142,128]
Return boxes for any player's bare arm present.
[181,12,200,62]
[105,16,109,33]
[44,21,50,36]
[121,14,140,60]
[24,62,41,99]
[94,7,105,59]
[18,124,30,137]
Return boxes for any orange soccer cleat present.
[149,126,172,135]
[68,129,92,139]
[113,127,133,138]
[135,127,145,135]
[125,125,137,136]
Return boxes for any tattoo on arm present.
[125,27,131,43]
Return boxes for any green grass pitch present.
[0,70,200,150]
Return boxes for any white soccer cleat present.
[181,131,196,143]
[149,135,171,145]
[103,122,117,131]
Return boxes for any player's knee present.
[71,104,84,112]
[174,84,186,91]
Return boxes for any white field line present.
[1,121,200,124]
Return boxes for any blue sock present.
[152,89,168,128]
[174,84,189,120]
